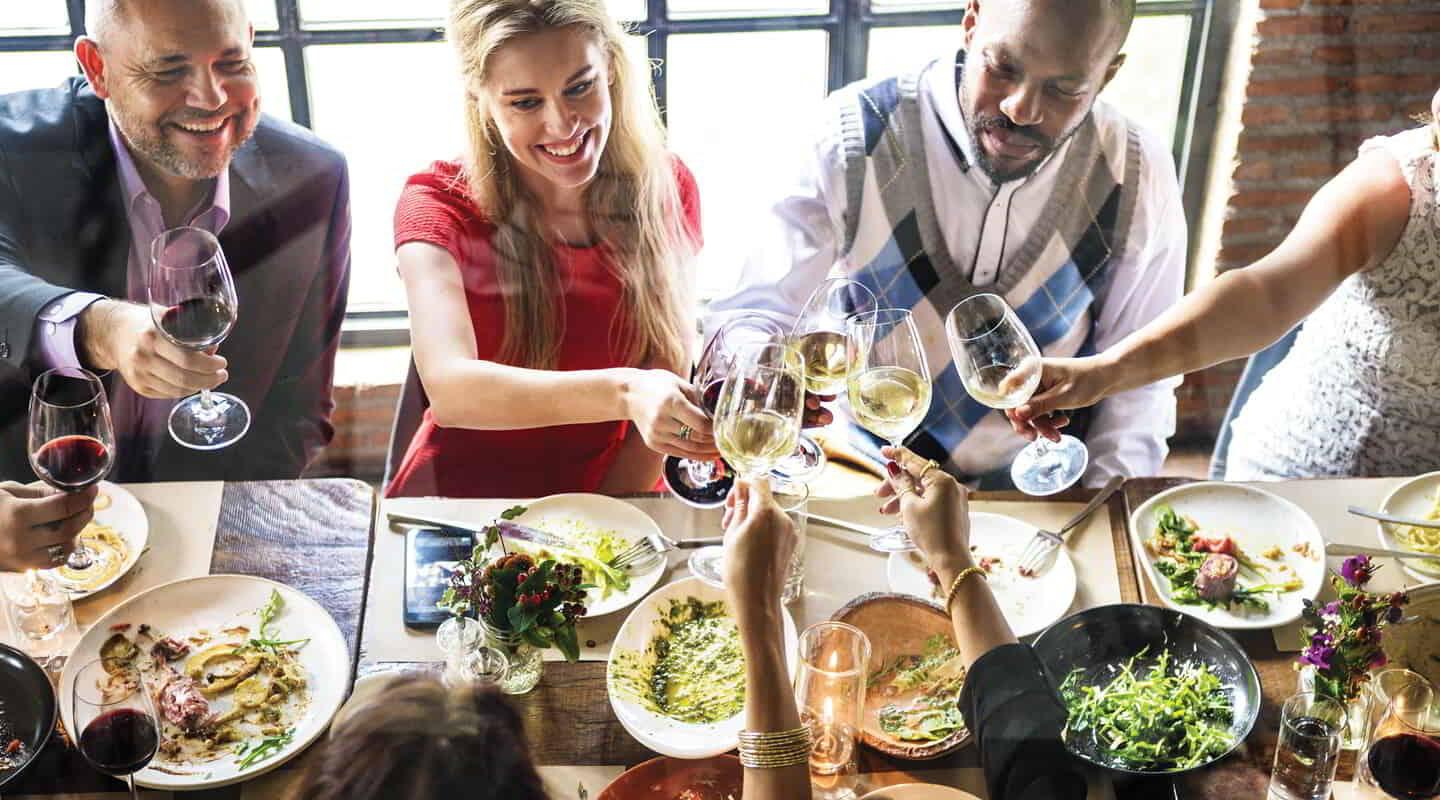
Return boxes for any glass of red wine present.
[72,658,159,799]
[148,226,250,450]
[662,313,787,508]
[1363,675,1440,800]
[29,366,115,570]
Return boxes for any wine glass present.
[1361,675,1440,799]
[72,658,160,800]
[946,293,1086,496]
[778,278,877,484]
[148,226,250,450]
[663,314,787,508]
[846,308,932,553]
[688,343,806,588]
[29,366,115,570]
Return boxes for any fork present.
[1015,475,1124,576]
[608,531,723,572]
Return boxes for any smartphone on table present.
[403,526,475,629]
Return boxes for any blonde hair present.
[448,0,693,371]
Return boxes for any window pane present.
[666,31,829,301]
[243,0,279,31]
[299,0,446,29]
[869,0,963,10]
[253,46,292,122]
[866,25,962,78]
[1101,14,1191,149]
[609,0,647,22]
[0,6,69,35]
[0,51,78,96]
[668,1,825,20]
[306,43,467,311]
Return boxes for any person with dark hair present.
[708,0,1185,490]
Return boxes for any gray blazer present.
[0,78,351,482]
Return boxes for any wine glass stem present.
[127,773,139,800]
[199,388,214,409]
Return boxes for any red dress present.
[385,158,701,498]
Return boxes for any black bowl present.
[0,643,57,787]
[1031,603,1261,776]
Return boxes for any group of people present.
[0,0,1435,796]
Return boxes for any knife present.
[1346,505,1440,530]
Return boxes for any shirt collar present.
[107,117,231,231]
[927,50,982,175]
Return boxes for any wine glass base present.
[771,433,827,485]
[687,546,727,588]
[64,546,95,571]
[868,527,918,553]
[1011,434,1088,497]
[662,456,734,509]
[169,392,251,450]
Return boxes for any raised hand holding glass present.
[29,366,114,570]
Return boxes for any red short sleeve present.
[672,156,703,249]
[393,160,484,268]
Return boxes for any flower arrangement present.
[1297,555,1410,704]
[440,506,591,662]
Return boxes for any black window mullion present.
[833,0,865,91]
[648,0,667,125]
[275,0,312,128]
[67,0,86,36]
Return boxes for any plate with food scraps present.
[606,576,798,759]
[0,643,57,788]
[1376,471,1440,582]
[44,481,148,599]
[832,593,969,760]
[484,494,667,618]
[58,574,349,791]
[1129,482,1325,630]
[886,512,1077,638]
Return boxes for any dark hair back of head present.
[290,675,548,800]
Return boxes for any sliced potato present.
[234,675,271,708]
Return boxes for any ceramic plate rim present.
[884,511,1077,638]
[0,642,57,788]
[1128,482,1324,630]
[49,481,149,599]
[605,575,797,759]
[57,574,349,791]
[517,493,667,617]
[1377,471,1440,582]
[857,783,980,800]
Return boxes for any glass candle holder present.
[1,570,75,670]
[794,621,871,800]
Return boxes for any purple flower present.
[1301,644,1337,671]
[1310,631,1335,649]
[1341,555,1374,587]
[1322,600,1342,617]
[1387,605,1404,624]
[1370,650,1389,668]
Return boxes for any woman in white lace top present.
[1003,87,1439,479]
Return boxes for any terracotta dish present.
[832,592,970,760]
[596,754,742,800]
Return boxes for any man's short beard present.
[959,80,1089,184]
[108,100,253,181]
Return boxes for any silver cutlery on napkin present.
[1346,505,1440,530]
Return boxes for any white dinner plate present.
[606,576,798,759]
[45,481,149,600]
[1376,471,1440,582]
[1129,483,1325,630]
[59,575,350,791]
[886,512,1077,638]
[858,785,980,800]
[496,494,667,618]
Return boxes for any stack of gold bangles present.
[738,727,813,769]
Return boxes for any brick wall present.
[1176,0,1439,445]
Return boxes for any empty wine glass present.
[72,658,159,800]
[846,309,931,552]
[946,293,1086,496]
[149,226,250,450]
[29,366,114,570]
[663,314,788,508]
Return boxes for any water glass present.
[1,570,75,670]
[794,621,871,800]
[776,483,810,605]
[1269,691,1346,800]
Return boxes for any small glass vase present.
[1297,665,1372,751]
[480,618,544,695]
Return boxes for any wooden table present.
[8,479,376,798]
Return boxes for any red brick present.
[1229,189,1315,209]
[1253,47,1300,65]
[1222,215,1276,237]
[1353,13,1440,34]
[1247,76,1349,97]
[1256,15,1348,36]
[1218,243,1274,264]
[1259,0,1303,8]
[1350,73,1439,95]
[1232,160,1276,181]
[1287,159,1343,178]
[1298,103,1394,123]
[1238,133,1326,152]
[1242,104,1294,125]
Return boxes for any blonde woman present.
[388,0,713,497]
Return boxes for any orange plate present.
[597,754,743,800]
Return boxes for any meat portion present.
[1194,553,1239,602]
[1193,535,1236,556]
[151,637,191,663]
[158,675,211,733]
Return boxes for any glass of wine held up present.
[663,314,787,508]
[688,342,807,589]
[781,277,877,483]
[29,366,115,570]
[946,293,1087,496]
[845,308,932,553]
[72,658,160,800]
[149,226,250,450]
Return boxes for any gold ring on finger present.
[46,544,66,566]
[678,424,693,441]
[919,459,942,482]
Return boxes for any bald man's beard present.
[107,98,258,182]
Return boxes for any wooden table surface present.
[8,479,377,798]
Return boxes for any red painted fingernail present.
[886,461,900,477]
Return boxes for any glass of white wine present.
[946,293,1087,495]
[845,308,932,552]
[689,342,807,589]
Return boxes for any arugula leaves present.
[234,728,294,770]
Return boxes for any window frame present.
[3,0,1222,347]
